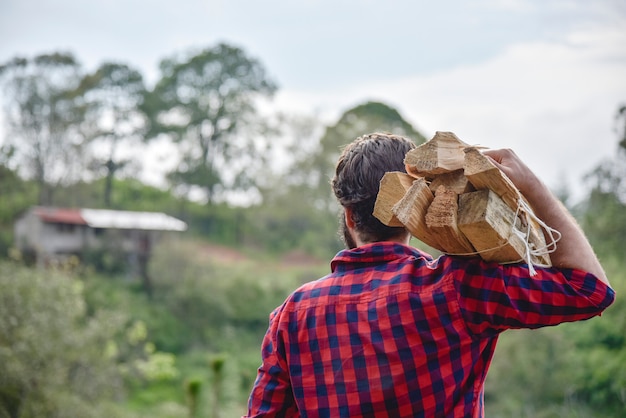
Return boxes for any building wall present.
[13,211,39,250]
[38,223,88,254]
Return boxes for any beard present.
[340,215,358,249]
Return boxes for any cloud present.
[273,18,626,200]
[1,0,624,203]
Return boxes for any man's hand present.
[483,148,609,286]
[483,148,541,197]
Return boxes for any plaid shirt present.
[245,242,614,418]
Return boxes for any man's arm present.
[244,308,298,417]
[483,148,610,287]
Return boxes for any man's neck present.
[354,235,411,248]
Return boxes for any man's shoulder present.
[289,274,337,302]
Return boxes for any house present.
[14,206,187,269]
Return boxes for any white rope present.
[440,196,561,276]
[507,197,561,276]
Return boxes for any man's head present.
[331,132,416,248]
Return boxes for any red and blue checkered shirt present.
[245,242,614,417]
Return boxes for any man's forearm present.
[523,177,610,286]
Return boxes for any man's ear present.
[344,207,356,229]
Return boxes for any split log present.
[463,147,550,265]
[458,189,526,263]
[463,147,520,210]
[372,131,553,267]
[428,169,475,195]
[458,189,548,264]
[404,131,470,179]
[373,172,417,227]
[391,177,439,248]
[425,186,475,254]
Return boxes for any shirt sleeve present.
[450,257,616,337]
[244,306,299,418]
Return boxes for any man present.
[244,133,614,417]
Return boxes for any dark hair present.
[331,132,416,243]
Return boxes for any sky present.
[1,0,625,202]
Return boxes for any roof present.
[31,207,187,232]
[34,207,87,225]
[81,209,187,231]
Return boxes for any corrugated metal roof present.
[81,209,187,231]
[34,207,87,225]
[32,207,187,231]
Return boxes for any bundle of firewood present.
[373,131,551,266]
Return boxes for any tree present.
[0,52,87,205]
[144,43,278,204]
[251,101,427,256]
[0,161,36,260]
[617,103,626,151]
[250,113,342,257]
[579,104,626,257]
[296,101,427,212]
[77,62,148,207]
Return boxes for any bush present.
[0,262,129,418]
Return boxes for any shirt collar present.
[330,242,433,273]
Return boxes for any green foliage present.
[208,353,227,418]
[0,262,129,418]
[0,165,36,258]
[245,193,342,259]
[183,202,245,244]
[76,237,328,415]
[81,247,128,274]
[0,52,88,205]
[290,101,427,213]
[566,257,626,414]
[185,378,202,418]
[322,101,426,163]
[616,103,626,151]
[146,239,312,353]
[0,261,185,418]
[76,61,148,208]
[145,42,278,203]
[485,257,626,418]
[586,201,626,256]
[52,177,188,214]
[147,238,326,412]
[337,101,427,140]
[580,167,626,258]
[250,101,427,259]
